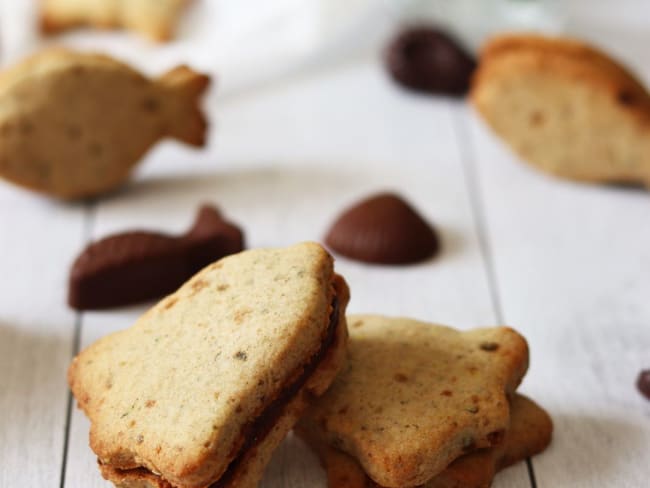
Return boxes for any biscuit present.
[298,394,552,488]
[41,0,188,41]
[297,315,529,487]
[68,242,350,488]
[471,34,650,187]
[0,49,209,200]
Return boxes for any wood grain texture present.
[0,186,85,487]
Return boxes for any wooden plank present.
[0,186,85,487]
[63,61,529,486]
[467,106,650,487]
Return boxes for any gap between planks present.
[450,104,538,488]
[59,202,95,488]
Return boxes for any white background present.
[0,1,649,487]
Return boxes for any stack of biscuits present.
[296,315,552,488]
[69,244,551,488]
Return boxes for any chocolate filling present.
[108,293,340,487]
[212,295,340,487]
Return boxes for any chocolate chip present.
[637,369,650,400]
[19,120,34,134]
[66,125,82,140]
[142,97,160,112]
[88,142,103,156]
[462,435,476,452]
[68,205,244,310]
[617,90,636,106]
[385,26,476,96]
[325,192,439,265]
[487,429,505,445]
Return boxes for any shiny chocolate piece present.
[68,205,244,310]
[385,26,476,96]
[325,192,439,265]
[637,370,650,400]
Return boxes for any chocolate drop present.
[325,192,439,265]
[385,26,476,96]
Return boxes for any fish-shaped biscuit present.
[471,34,650,187]
[0,49,209,199]
[41,0,188,42]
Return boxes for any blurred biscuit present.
[0,49,208,199]
[41,0,188,41]
[472,34,650,187]
[69,243,350,488]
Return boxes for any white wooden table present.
[1,3,650,487]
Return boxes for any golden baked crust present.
[101,276,349,488]
[297,394,552,488]
[40,0,189,41]
[298,315,529,487]
[0,49,209,199]
[472,33,650,186]
[69,243,349,488]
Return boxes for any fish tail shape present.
[159,66,210,147]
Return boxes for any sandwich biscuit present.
[68,242,350,488]
[296,315,529,487]
[298,394,552,488]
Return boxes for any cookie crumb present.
[480,342,500,351]
[617,90,636,106]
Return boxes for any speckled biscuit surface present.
[101,275,349,488]
[69,242,349,488]
[472,34,650,187]
[299,315,529,487]
[41,0,188,41]
[298,394,552,488]
[0,49,209,199]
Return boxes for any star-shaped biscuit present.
[297,315,529,487]
[298,394,552,488]
[69,243,350,488]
